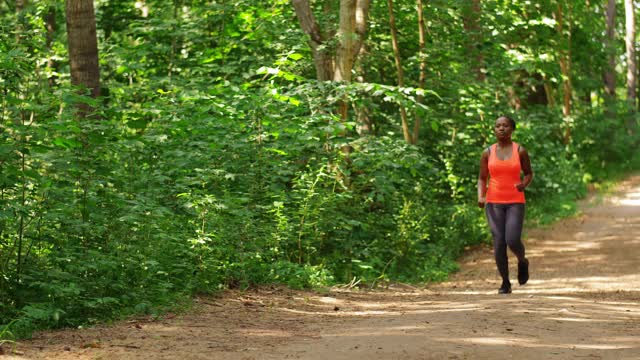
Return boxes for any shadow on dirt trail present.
[9,176,640,360]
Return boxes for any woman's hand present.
[515,183,526,192]
[478,149,489,209]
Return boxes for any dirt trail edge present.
[8,176,640,360]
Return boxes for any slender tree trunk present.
[102,0,114,40]
[45,5,58,87]
[462,0,485,81]
[555,1,572,144]
[334,0,357,120]
[414,0,427,144]
[168,0,183,82]
[334,0,369,119]
[45,6,56,54]
[556,2,572,119]
[355,48,373,136]
[387,0,412,144]
[349,0,369,123]
[16,0,27,41]
[355,97,373,136]
[625,0,637,108]
[543,74,556,107]
[65,0,101,105]
[16,0,26,12]
[353,0,371,135]
[604,0,616,99]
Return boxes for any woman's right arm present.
[477,149,489,208]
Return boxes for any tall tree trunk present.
[334,0,356,83]
[604,0,616,99]
[292,0,369,82]
[293,0,369,120]
[334,0,357,120]
[65,0,101,106]
[387,0,412,144]
[625,0,637,108]
[335,0,369,119]
[462,0,485,81]
[333,0,369,81]
[414,0,427,144]
[354,2,372,135]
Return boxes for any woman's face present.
[494,117,513,141]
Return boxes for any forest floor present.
[6,176,640,360]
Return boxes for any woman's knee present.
[506,237,525,253]
[494,240,507,252]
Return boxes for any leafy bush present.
[2,0,640,340]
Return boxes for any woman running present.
[477,116,533,294]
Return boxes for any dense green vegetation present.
[1,0,639,338]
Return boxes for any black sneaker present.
[498,282,512,294]
[518,258,529,285]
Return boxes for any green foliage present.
[2,0,639,339]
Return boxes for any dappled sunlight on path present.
[258,176,640,359]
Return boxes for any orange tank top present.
[486,142,525,204]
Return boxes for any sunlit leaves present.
[0,0,637,339]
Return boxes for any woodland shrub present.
[3,75,639,338]
[2,69,639,339]
[2,0,640,340]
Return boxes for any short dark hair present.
[497,115,516,130]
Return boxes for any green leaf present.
[52,138,82,149]
[126,119,148,130]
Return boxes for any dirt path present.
[7,176,640,360]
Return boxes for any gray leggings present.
[485,203,526,283]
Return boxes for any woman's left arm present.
[516,146,533,192]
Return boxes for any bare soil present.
[5,176,640,360]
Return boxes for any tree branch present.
[291,0,324,46]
